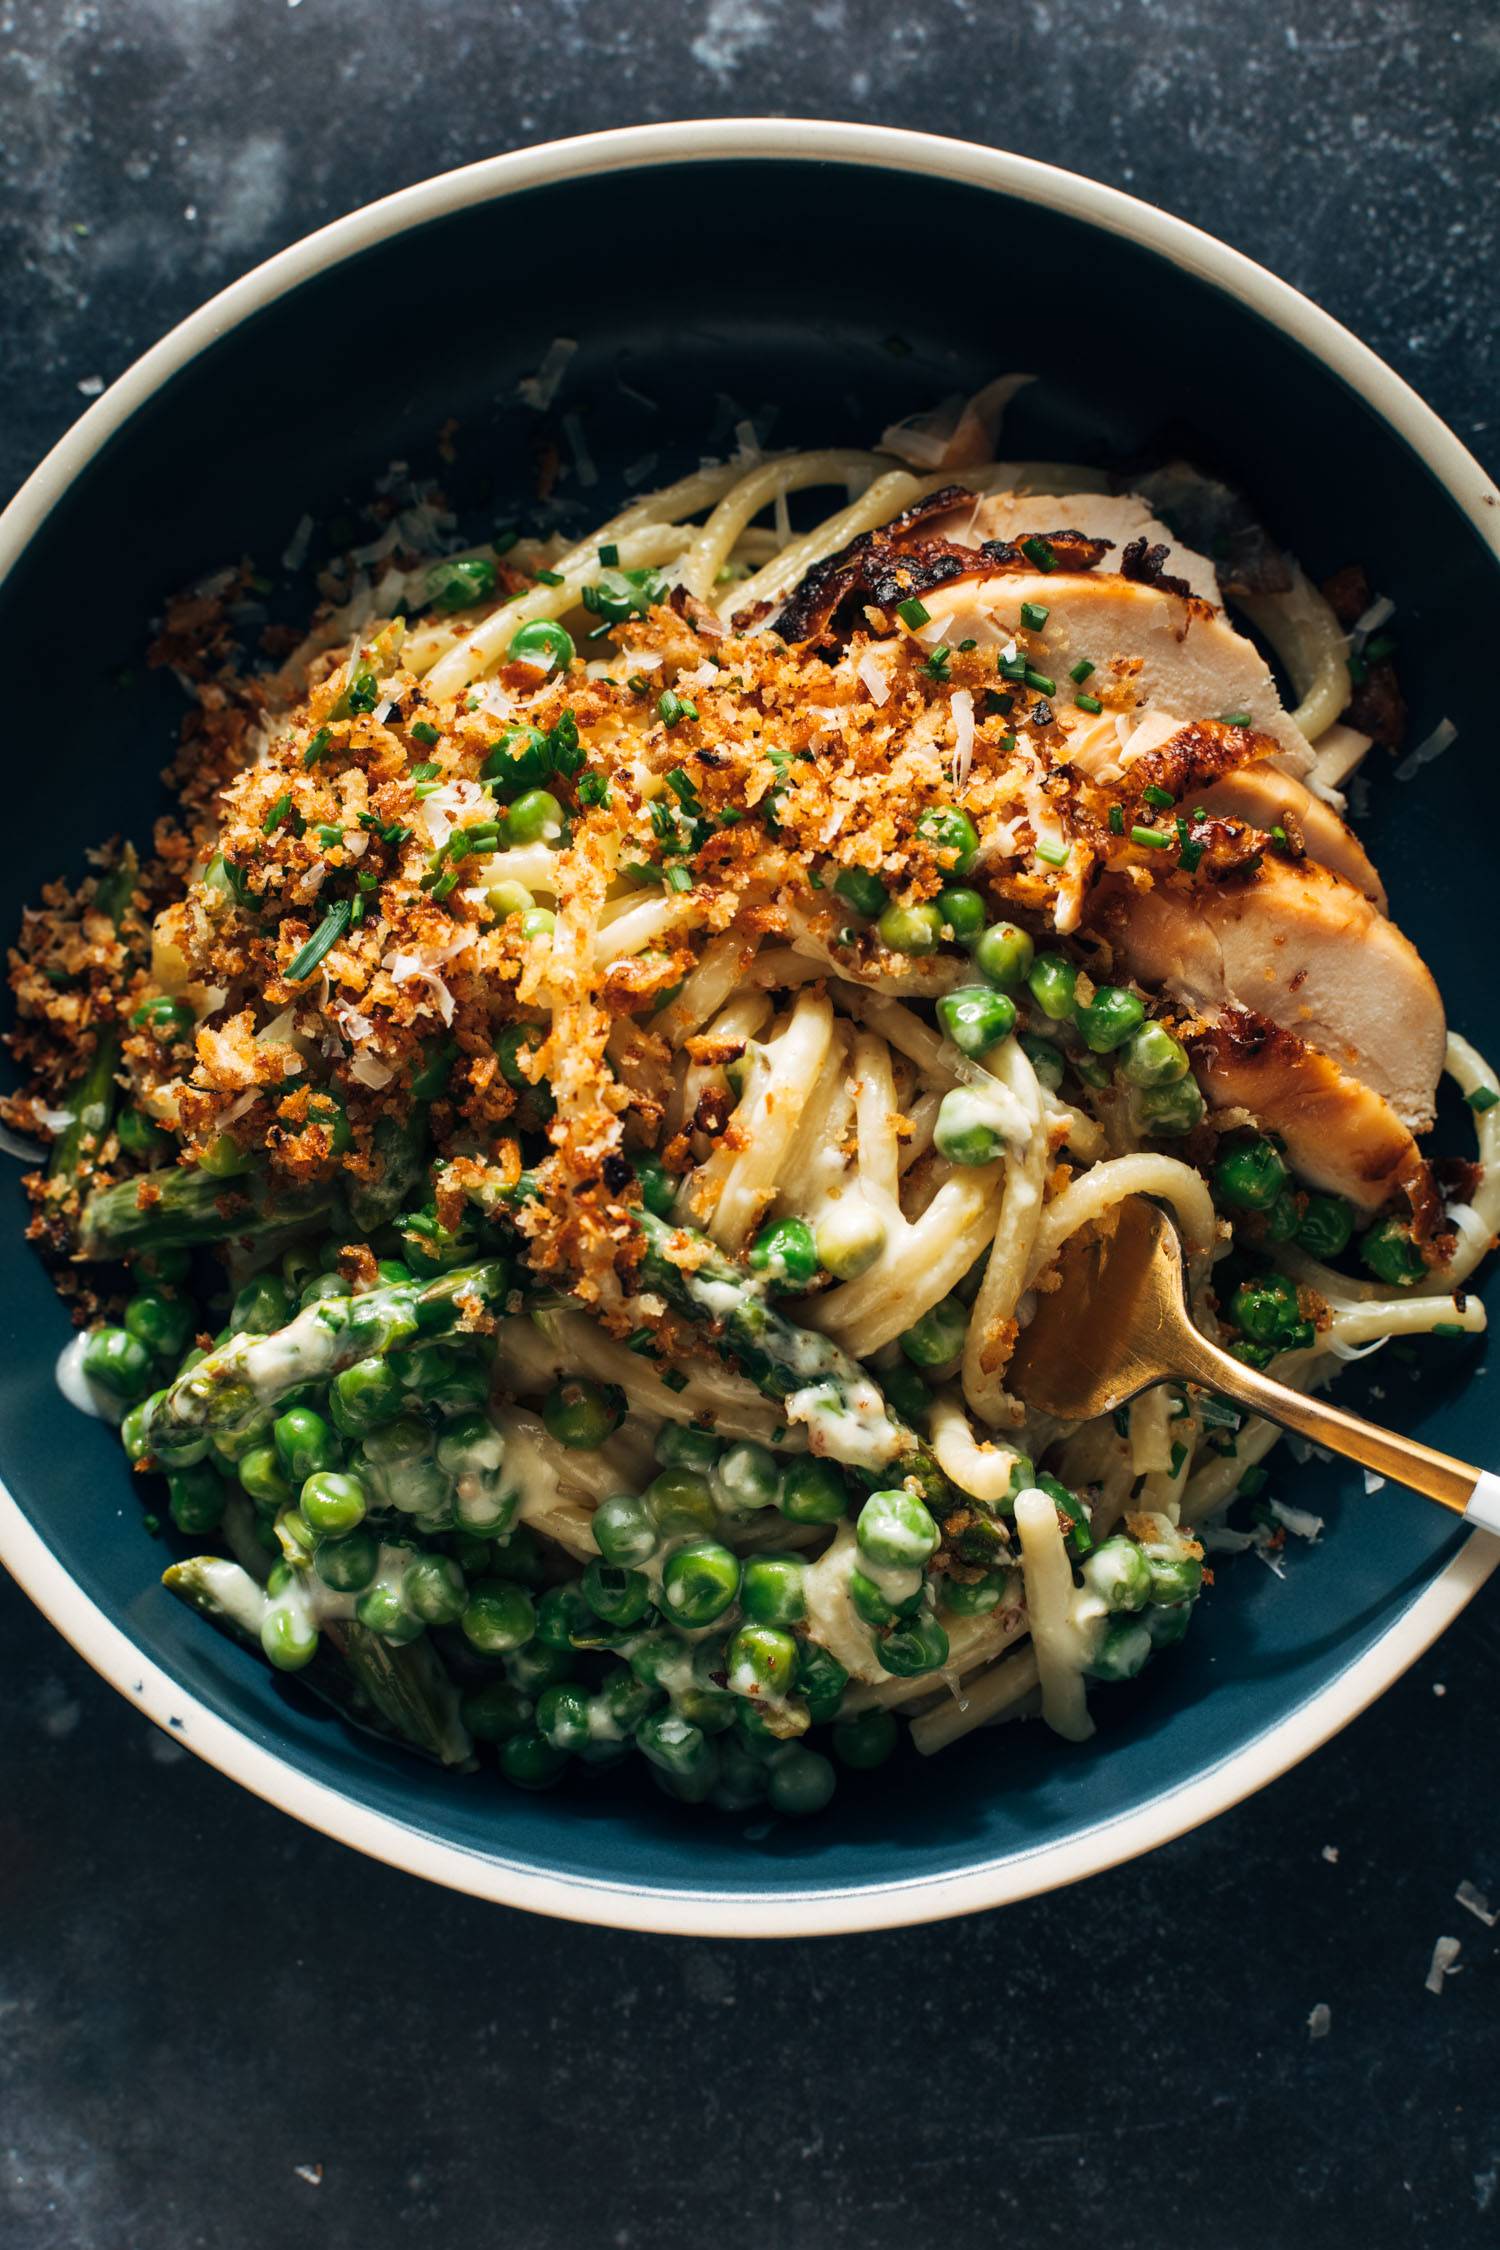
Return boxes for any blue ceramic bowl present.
[1,123,1495,1933]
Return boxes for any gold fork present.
[1005,1196,1500,1535]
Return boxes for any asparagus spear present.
[163,1556,472,1766]
[80,1165,335,1259]
[634,1210,977,1535]
[144,1259,508,1461]
[349,1108,431,1232]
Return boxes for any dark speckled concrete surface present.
[2,4,1498,2245]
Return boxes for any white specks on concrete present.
[690,0,775,80]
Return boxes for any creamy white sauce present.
[786,1375,903,1471]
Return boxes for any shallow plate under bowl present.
[0,122,1495,1934]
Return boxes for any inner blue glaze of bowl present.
[0,151,1493,1910]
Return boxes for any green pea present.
[856,1487,940,1571]
[876,899,945,957]
[940,1569,1010,1616]
[591,1491,659,1567]
[315,1529,379,1593]
[833,1708,898,1770]
[299,1469,367,1536]
[740,1554,807,1626]
[598,1665,659,1736]
[660,1539,741,1627]
[934,1087,1006,1168]
[482,724,548,794]
[505,1639,574,1694]
[1212,1135,1289,1212]
[167,1463,226,1535]
[714,1441,781,1514]
[813,1195,887,1280]
[973,920,1035,990]
[120,1393,162,1464]
[534,1582,598,1650]
[881,1361,932,1427]
[937,984,1019,1060]
[461,1578,537,1654]
[796,1640,850,1724]
[899,1293,968,1369]
[329,1355,407,1438]
[766,1745,836,1816]
[1085,1615,1154,1682]
[878,1612,950,1677]
[636,1711,718,1797]
[916,804,979,874]
[518,907,556,940]
[1297,1193,1354,1260]
[228,1274,292,1336]
[536,1682,592,1753]
[238,1445,293,1511]
[728,1623,800,1698]
[508,619,575,673]
[261,1602,318,1672]
[486,878,534,922]
[654,1422,718,1473]
[496,1022,547,1091]
[1145,1599,1194,1649]
[122,1291,193,1365]
[849,1567,907,1628]
[117,1107,173,1161]
[197,1132,249,1179]
[1027,952,1077,1021]
[506,788,565,846]
[1145,1552,1203,1607]
[633,1152,677,1218]
[936,887,987,943]
[499,1729,569,1789]
[580,1558,652,1626]
[1019,1031,1064,1093]
[778,1458,848,1524]
[1231,1273,1308,1348]
[131,993,195,1038]
[355,1579,424,1642]
[273,1406,340,1483]
[833,867,889,919]
[137,1246,191,1288]
[542,1377,622,1451]
[299,1272,352,1311]
[489,1524,547,1586]
[81,1326,155,1402]
[461,1678,532,1743]
[749,1215,820,1289]
[1360,1214,1425,1286]
[1075,984,1146,1054]
[711,1738,772,1812]
[1134,1075,1205,1136]
[1264,1190,1302,1246]
[627,1631,694,1695]
[1117,1021,1190,1088]
[645,1467,718,1538]
[398,1554,464,1627]
[1081,1536,1152,1612]
[428,555,498,611]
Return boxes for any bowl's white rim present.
[0,119,1495,1938]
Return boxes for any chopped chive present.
[1069,658,1095,684]
[262,793,294,835]
[658,689,684,727]
[1131,824,1172,850]
[1019,601,1050,632]
[1269,824,1289,849]
[627,674,649,696]
[1142,785,1174,810]
[1431,1322,1465,1338]
[1075,692,1104,715]
[409,720,440,748]
[664,865,694,893]
[1035,838,1071,867]
[285,899,352,982]
[1364,632,1396,661]
[958,637,978,652]
[494,527,519,554]
[535,568,565,587]
[925,643,952,680]
[1219,710,1252,728]
[411,761,440,783]
[1107,804,1124,835]
[1020,535,1058,573]
[661,1368,689,1393]
[302,726,333,769]
[316,824,344,850]
[1466,1086,1499,1114]
[895,597,930,628]
[1238,1466,1268,1498]
[1346,654,1369,686]
[599,543,619,566]
[998,731,1017,753]
[998,654,1028,683]
[1023,669,1055,696]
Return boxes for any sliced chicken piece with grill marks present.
[1091,854,1445,1131]
[926,491,1222,603]
[910,572,1315,774]
[1191,765,1386,909]
[1190,1009,1440,1230]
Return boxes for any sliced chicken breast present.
[928,492,1221,604]
[1190,1009,1435,1219]
[911,573,1315,775]
[1192,766,1386,909]
[1093,855,1445,1130]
